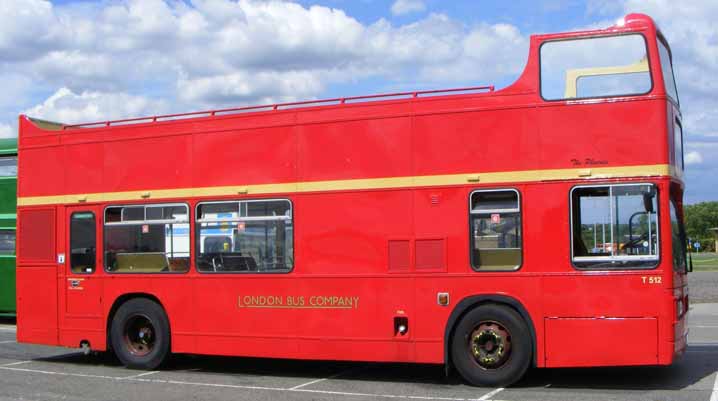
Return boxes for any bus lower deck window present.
[104,204,190,273]
[571,184,659,269]
[470,189,522,271]
[195,199,293,273]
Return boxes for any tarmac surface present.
[690,272,718,303]
[0,304,716,401]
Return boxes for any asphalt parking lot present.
[0,305,716,401]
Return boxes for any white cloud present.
[177,70,325,107]
[23,87,168,124]
[391,0,427,16]
[0,124,14,138]
[685,151,704,165]
[0,0,531,114]
[422,22,528,83]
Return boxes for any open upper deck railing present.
[62,85,494,130]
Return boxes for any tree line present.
[685,201,718,252]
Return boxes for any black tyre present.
[451,304,532,387]
[110,298,170,370]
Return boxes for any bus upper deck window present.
[541,34,652,100]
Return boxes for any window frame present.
[103,202,191,274]
[669,197,687,273]
[70,211,96,274]
[468,188,524,272]
[657,33,680,106]
[539,33,654,102]
[673,118,684,174]
[569,183,661,270]
[195,198,294,274]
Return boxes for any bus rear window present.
[541,34,651,100]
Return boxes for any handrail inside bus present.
[61,85,495,130]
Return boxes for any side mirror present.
[643,193,655,213]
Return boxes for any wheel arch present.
[444,294,537,372]
[105,292,169,351]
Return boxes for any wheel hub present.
[470,322,512,369]
[123,315,156,357]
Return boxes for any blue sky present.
[1,0,716,203]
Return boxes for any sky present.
[1,0,716,203]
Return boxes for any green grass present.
[691,252,718,271]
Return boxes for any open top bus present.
[16,14,687,386]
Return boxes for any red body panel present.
[16,13,687,370]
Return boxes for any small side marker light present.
[437,292,450,306]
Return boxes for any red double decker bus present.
[16,13,688,386]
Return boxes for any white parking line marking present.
[0,327,16,332]
[692,325,718,328]
[120,370,159,380]
[291,387,473,400]
[0,340,16,344]
[290,376,333,390]
[290,367,358,390]
[0,364,493,401]
[477,388,504,401]
[0,360,31,367]
[0,365,118,380]
[710,372,718,401]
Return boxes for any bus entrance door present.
[62,206,104,335]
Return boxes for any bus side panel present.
[298,276,415,362]
[16,207,59,345]
[192,276,299,359]
[544,317,658,367]
[537,100,668,171]
[541,274,665,367]
[16,267,58,344]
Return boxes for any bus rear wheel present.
[451,304,531,387]
[110,298,170,370]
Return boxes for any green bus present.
[0,138,16,317]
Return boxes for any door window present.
[70,212,96,274]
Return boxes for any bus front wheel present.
[451,304,531,387]
[110,298,170,370]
